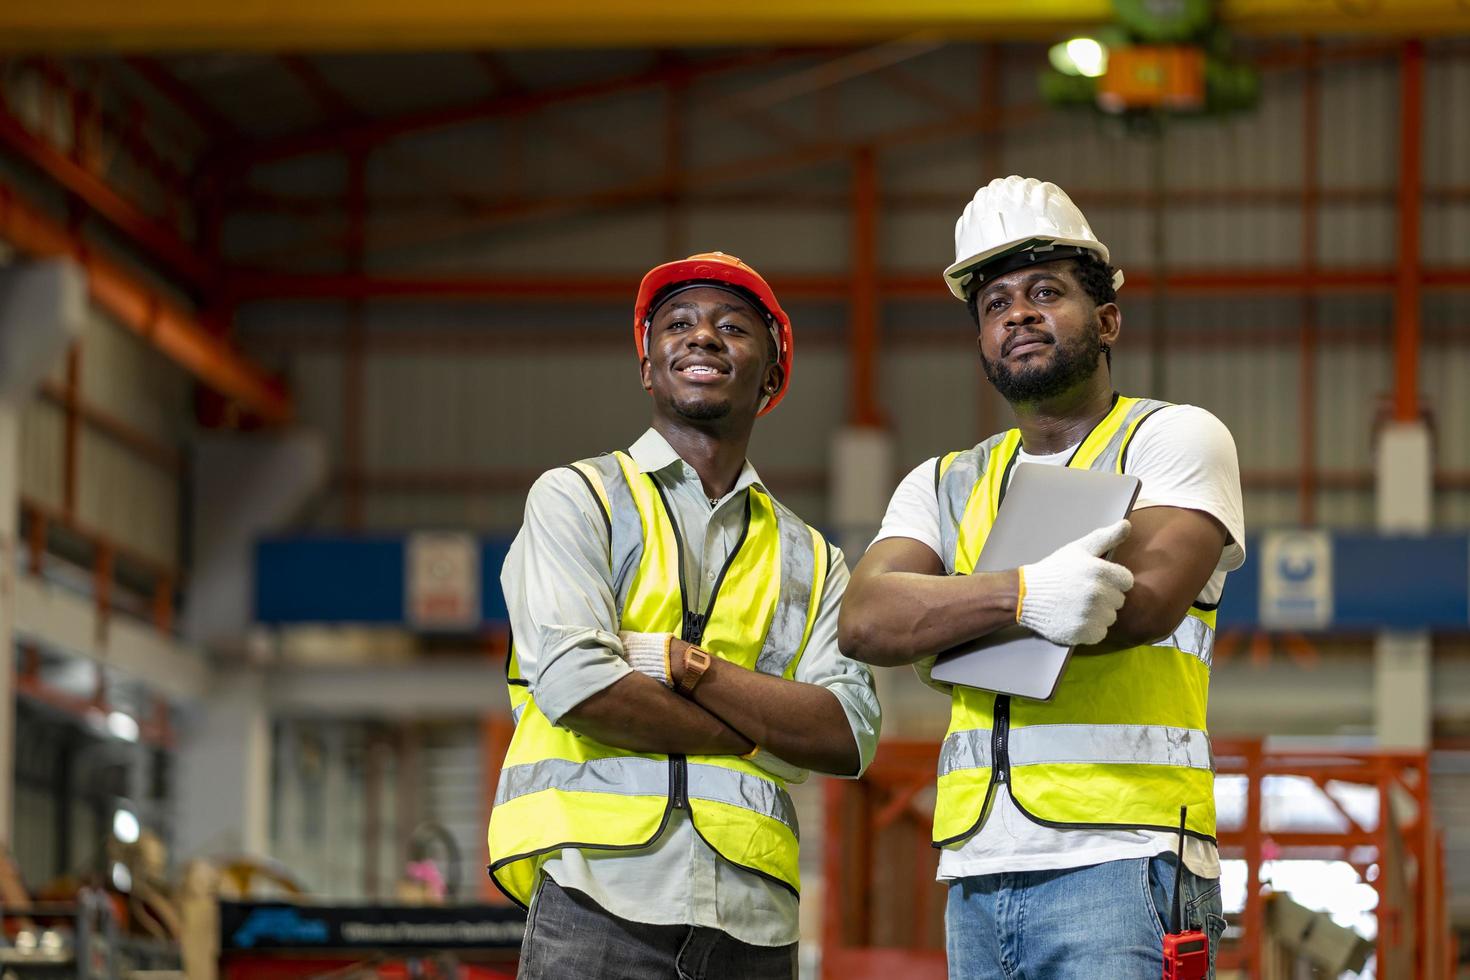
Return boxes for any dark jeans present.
[517,876,798,980]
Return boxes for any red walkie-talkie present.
[1162,806,1209,980]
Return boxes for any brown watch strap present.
[677,646,713,697]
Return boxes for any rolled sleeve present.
[793,547,882,777]
[502,468,632,726]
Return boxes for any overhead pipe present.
[0,178,290,424]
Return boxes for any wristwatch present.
[676,645,713,697]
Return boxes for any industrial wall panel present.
[289,351,347,470]
[1438,495,1470,530]
[362,350,648,473]
[882,348,982,466]
[1317,204,1397,266]
[225,211,349,273]
[883,143,983,198]
[1162,347,1300,472]
[1423,344,1470,470]
[1244,489,1301,531]
[1317,295,1394,330]
[882,207,965,278]
[76,431,179,567]
[1163,76,1304,192]
[1068,205,1155,272]
[1315,345,1390,470]
[80,310,190,445]
[19,397,64,511]
[682,205,851,275]
[1162,205,1302,268]
[1424,203,1470,265]
[1423,51,1470,186]
[371,208,668,275]
[1318,58,1398,188]
[999,121,1155,196]
[528,96,667,196]
[361,491,526,532]
[1315,488,1374,529]
[378,121,512,201]
[359,487,830,536]
[747,348,847,470]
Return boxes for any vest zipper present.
[649,480,753,815]
[993,694,1011,784]
[671,754,688,809]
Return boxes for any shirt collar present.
[627,427,765,495]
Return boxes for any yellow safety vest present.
[931,395,1218,848]
[488,451,831,907]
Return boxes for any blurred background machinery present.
[0,2,1469,977]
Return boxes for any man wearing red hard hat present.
[490,252,879,978]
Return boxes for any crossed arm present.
[510,470,869,776]
[838,504,1228,667]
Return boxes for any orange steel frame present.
[821,739,1455,980]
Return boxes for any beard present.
[981,314,1104,404]
[670,391,733,422]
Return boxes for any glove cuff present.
[622,631,673,687]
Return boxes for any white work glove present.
[617,630,674,687]
[1016,519,1135,647]
[744,747,809,785]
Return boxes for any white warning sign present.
[1258,530,1333,630]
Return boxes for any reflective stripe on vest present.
[495,757,799,837]
[1153,615,1215,668]
[488,451,826,907]
[939,724,1214,778]
[931,395,1219,846]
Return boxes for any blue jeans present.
[518,876,797,980]
[945,854,1226,980]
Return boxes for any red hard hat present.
[633,251,793,416]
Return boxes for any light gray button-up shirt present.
[501,428,881,946]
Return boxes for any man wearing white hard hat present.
[841,178,1244,978]
[489,252,880,979]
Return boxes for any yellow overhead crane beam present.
[0,0,1465,50]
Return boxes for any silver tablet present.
[928,462,1141,701]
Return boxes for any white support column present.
[173,667,271,859]
[829,426,951,735]
[0,403,18,846]
[829,426,893,566]
[1374,421,1433,749]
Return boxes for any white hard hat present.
[943,176,1124,301]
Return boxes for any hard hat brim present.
[944,238,1119,301]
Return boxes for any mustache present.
[1003,330,1054,357]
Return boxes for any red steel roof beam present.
[0,178,290,424]
[848,146,882,427]
[0,102,213,289]
[1393,39,1424,422]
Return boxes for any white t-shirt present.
[872,403,1246,880]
